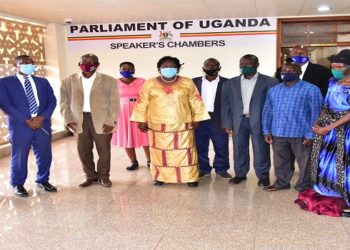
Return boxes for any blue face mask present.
[331,65,350,79]
[291,56,309,64]
[160,68,177,78]
[19,64,36,75]
[281,72,300,82]
[120,70,134,78]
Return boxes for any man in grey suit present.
[221,54,278,186]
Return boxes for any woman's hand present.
[312,124,331,136]
[138,122,149,132]
[189,122,200,129]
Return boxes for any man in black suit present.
[275,45,331,97]
[193,58,231,179]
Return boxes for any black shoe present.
[13,185,28,197]
[147,160,151,168]
[258,177,270,187]
[37,182,57,192]
[229,176,247,184]
[187,182,198,187]
[154,181,164,186]
[126,161,139,171]
[217,172,232,179]
[198,172,210,178]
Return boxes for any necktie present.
[24,76,38,114]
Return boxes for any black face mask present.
[203,68,219,76]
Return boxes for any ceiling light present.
[317,5,330,12]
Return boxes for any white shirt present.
[300,61,309,80]
[80,72,97,112]
[240,73,258,115]
[16,73,40,117]
[201,75,219,112]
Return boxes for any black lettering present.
[124,23,135,31]
[110,43,116,49]
[199,20,210,29]
[235,19,246,27]
[70,26,78,33]
[212,20,222,28]
[90,25,99,33]
[219,40,225,46]
[223,20,234,28]
[158,22,167,30]
[248,19,258,27]
[159,42,165,48]
[113,24,124,32]
[146,22,157,31]
[173,21,184,29]
[99,24,108,32]
[80,26,89,33]
[260,18,270,26]
[137,23,145,31]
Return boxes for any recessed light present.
[317,5,331,12]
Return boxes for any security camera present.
[64,18,73,25]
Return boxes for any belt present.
[129,98,137,102]
[241,114,251,118]
[83,112,91,115]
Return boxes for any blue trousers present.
[233,117,270,179]
[195,120,229,174]
[9,124,52,186]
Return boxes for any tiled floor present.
[0,136,350,250]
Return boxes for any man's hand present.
[303,138,313,146]
[26,116,44,129]
[67,122,78,133]
[224,128,234,135]
[312,124,331,136]
[189,122,200,129]
[138,122,149,132]
[103,124,114,134]
[264,134,274,144]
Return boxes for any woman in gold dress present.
[130,56,210,187]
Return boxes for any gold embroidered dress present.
[130,76,210,183]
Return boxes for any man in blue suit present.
[193,58,231,178]
[221,54,278,186]
[0,55,57,197]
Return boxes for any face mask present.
[120,70,134,78]
[203,68,219,76]
[240,66,257,75]
[160,68,177,78]
[291,56,309,64]
[331,65,350,79]
[281,73,300,82]
[19,64,36,75]
[80,63,98,72]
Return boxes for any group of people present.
[0,45,350,217]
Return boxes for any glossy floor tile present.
[0,136,350,250]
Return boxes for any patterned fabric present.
[24,76,38,114]
[148,122,198,183]
[310,78,350,205]
[262,80,323,139]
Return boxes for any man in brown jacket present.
[60,53,119,187]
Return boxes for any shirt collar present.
[241,72,259,81]
[16,73,33,80]
[202,75,220,83]
[79,71,97,80]
[301,61,309,71]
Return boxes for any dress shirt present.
[262,80,323,139]
[300,61,309,79]
[241,73,258,114]
[201,76,219,112]
[80,72,96,112]
[16,73,39,117]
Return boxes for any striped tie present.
[24,76,38,114]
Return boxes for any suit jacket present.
[0,75,56,129]
[221,73,279,135]
[275,62,331,97]
[192,76,227,131]
[60,72,120,134]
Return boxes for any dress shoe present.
[126,161,139,171]
[258,178,270,187]
[13,185,28,197]
[100,178,112,187]
[264,184,290,191]
[217,172,232,179]
[187,182,199,187]
[79,178,98,187]
[229,176,247,184]
[154,180,164,186]
[37,182,57,192]
[198,172,210,178]
[147,160,151,168]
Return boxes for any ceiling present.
[0,0,350,24]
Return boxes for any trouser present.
[272,137,312,191]
[77,113,112,180]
